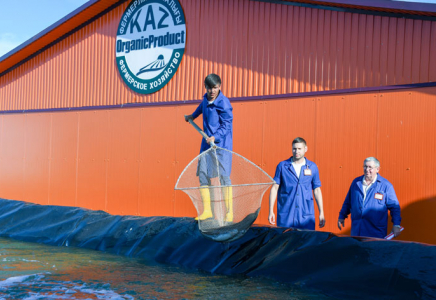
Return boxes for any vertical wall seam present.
[75,112,80,207]
[47,114,53,205]
[173,107,177,217]
[137,108,143,216]
[375,92,380,158]
[427,22,433,82]
[22,114,27,201]
[104,110,110,212]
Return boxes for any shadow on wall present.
[336,197,436,245]
[396,197,436,245]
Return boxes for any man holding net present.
[185,74,234,222]
[268,137,325,230]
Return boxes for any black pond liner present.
[0,198,435,300]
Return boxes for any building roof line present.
[261,0,436,15]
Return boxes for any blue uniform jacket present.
[273,157,321,230]
[192,91,233,153]
[339,175,401,238]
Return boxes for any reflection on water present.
[0,237,335,299]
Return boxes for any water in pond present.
[0,237,338,299]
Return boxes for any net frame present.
[175,146,275,242]
[175,147,274,190]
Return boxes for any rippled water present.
[0,237,336,299]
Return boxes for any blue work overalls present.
[192,92,233,185]
[273,157,321,229]
[339,175,401,238]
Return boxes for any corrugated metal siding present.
[2,0,436,111]
[1,86,435,244]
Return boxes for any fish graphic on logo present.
[136,55,167,76]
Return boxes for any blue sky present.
[0,0,89,58]
[1,0,436,58]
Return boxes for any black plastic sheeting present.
[0,198,435,299]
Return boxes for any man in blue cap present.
[338,157,402,238]
[268,137,325,229]
[185,74,233,222]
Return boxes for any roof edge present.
[254,0,436,16]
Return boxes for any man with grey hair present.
[338,157,402,238]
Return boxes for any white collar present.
[292,157,306,166]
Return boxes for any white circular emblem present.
[116,0,186,94]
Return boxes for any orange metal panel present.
[0,86,436,244]
[279,5,288,94]
[298,7,306,93]
[138,106,177,217]
[261,96,317,225]
[174,104,201,217]
[76,110,110,211]
[342,13,352,89]
[49,112,79,207]
[291,5,300,94]
[430,22,436,82]
[241,0,250,97]
[336,12,345,90]
[387,17,397,86]
[316,9,325,92]
[246,0,256,96]
[106,108,141,216]
[364,15,374,87]
[233,101,265,222]
[411,20,423,83]
[0,114,25,201]
[3,0,436,112]
[329,11,338,91]
[403,19,414,84]
[310,8,319,92]
[303,7,312,93]
[376,88,436,244]
[379,17,389,86]
[349,13,359,88]
[1,0,436,247]
[420,21,431,83]
[395,18,405,85]
[254,2,265,96]
[23,114,51,205]
[314,93,378,233]
[356,14,366,88]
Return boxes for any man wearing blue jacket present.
[338,157,402,238]
[269,137,325,230]
[185,74,233,222]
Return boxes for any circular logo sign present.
[116,0,186,94]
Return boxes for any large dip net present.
[175,142,275,242]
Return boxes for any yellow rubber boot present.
[224,186,233,222]
[195,186,213,220]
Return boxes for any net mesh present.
[175,146,275,242]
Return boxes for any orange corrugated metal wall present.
[0,87,436,244]
[2,0,436,109]
[1,0,436,244]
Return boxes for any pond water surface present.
[0,237,337,299]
